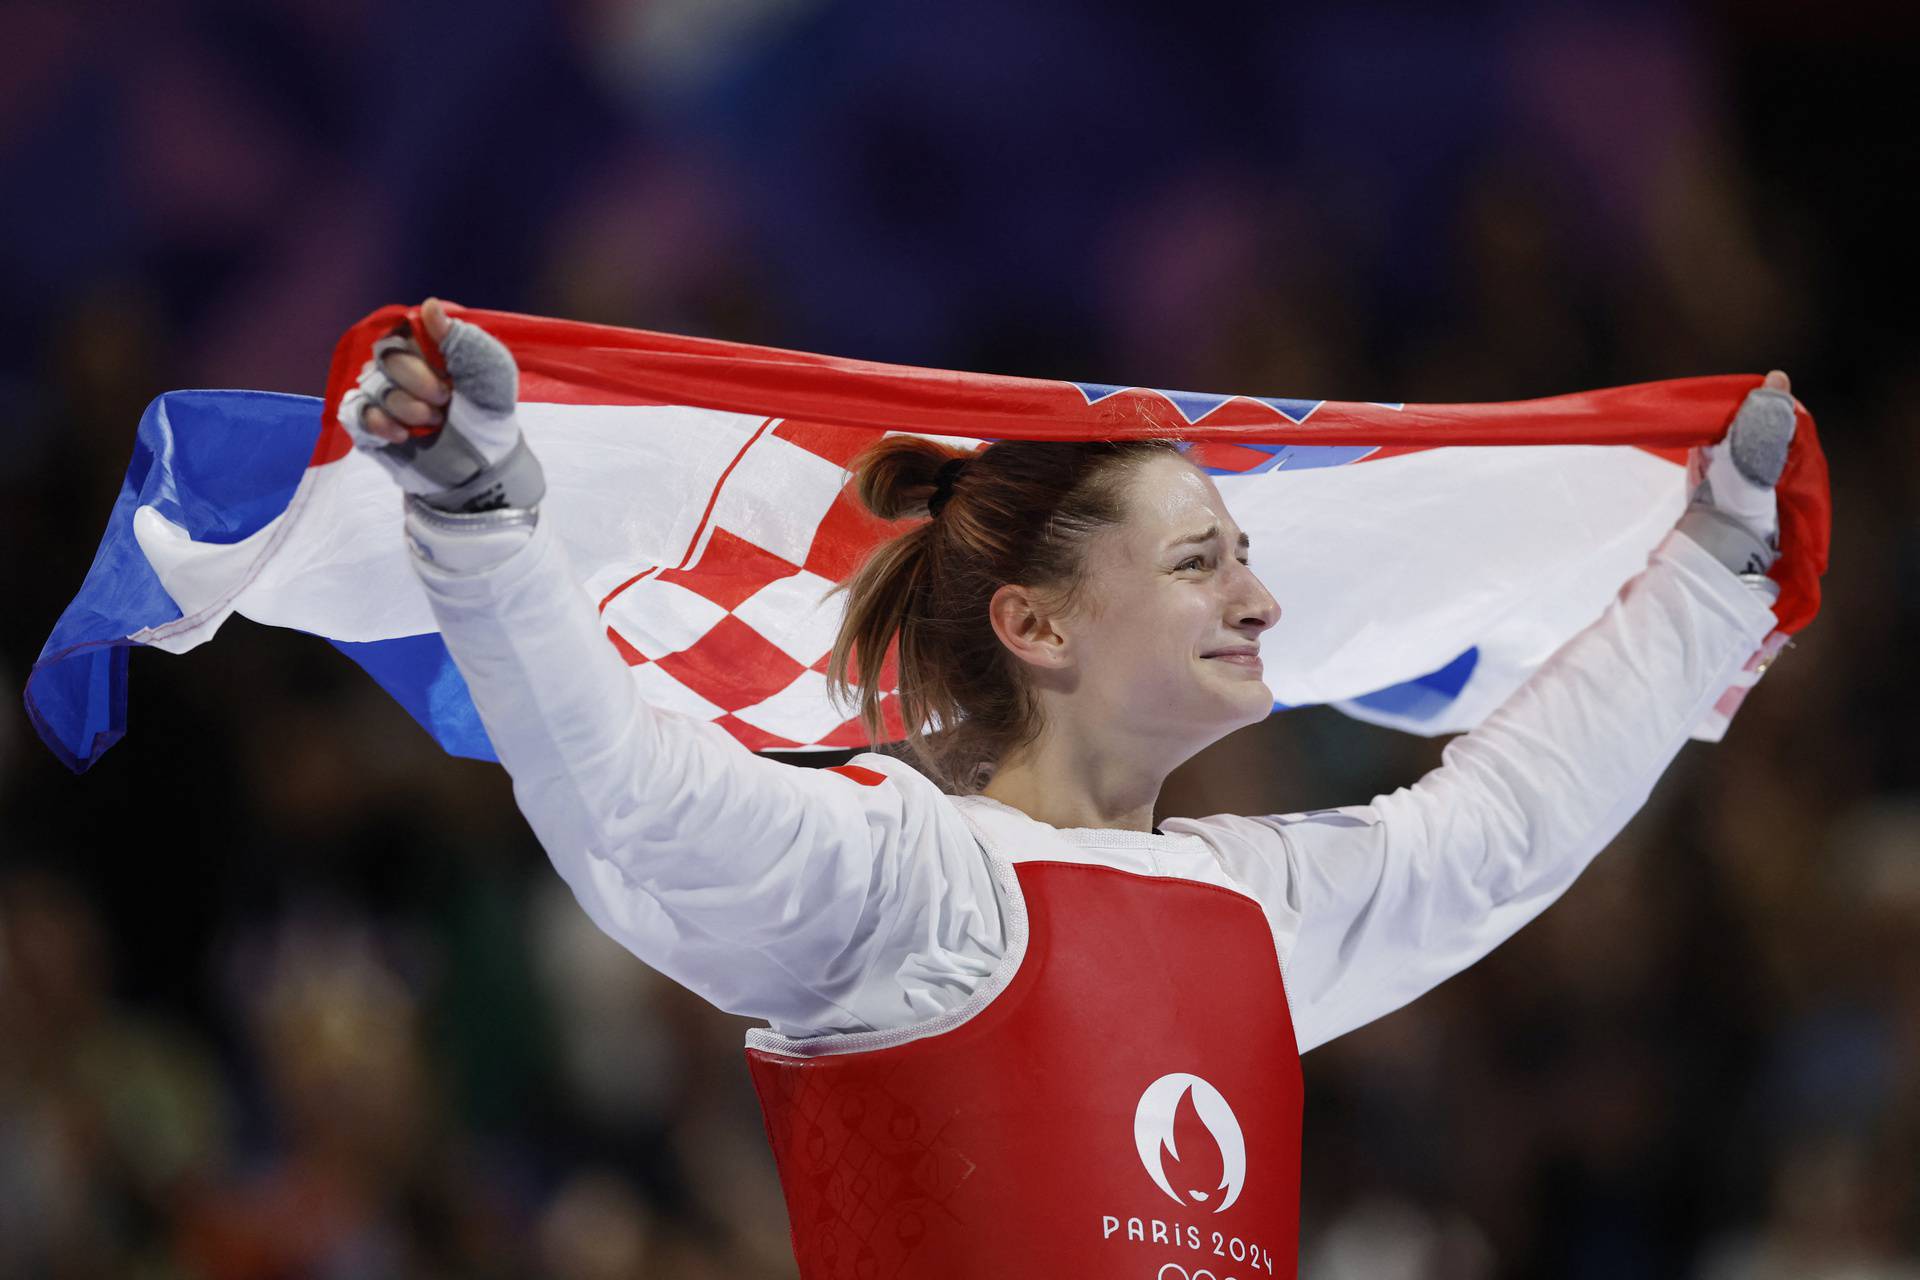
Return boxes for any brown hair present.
[826,436,1185,793]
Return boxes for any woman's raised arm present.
[1177,524,1780,1054]
[344,304,1006,1038]
[1175,521,1774,1051]
[1172,372,1798,1053]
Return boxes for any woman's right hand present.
[339,298,546,513]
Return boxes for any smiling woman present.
[826,437,1280,820]
[343,304,1798,1280]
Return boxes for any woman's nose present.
[1235,567,1282,632]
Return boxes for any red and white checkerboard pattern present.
[590,418,972,751]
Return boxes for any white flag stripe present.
[710,431,849,568]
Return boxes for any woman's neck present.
[978,734,1167,833]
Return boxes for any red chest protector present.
[746,857,1304,1279]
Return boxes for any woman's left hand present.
[1676,368,1797,580]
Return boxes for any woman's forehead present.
[1126,455,1234,538]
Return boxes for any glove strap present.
[416,433,547,513]
[1676,502,1778,577]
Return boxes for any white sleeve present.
[407,513,1005,1039]
[1168,527,1782,1054]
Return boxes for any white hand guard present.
[339,316,546,513]
[1676,384,1795,582]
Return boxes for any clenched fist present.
[1676,369,1797,587]
[340,298,546,513]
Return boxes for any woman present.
[346,299,1796,1279]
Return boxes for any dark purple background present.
[2,2,1915,1276]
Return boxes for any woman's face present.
[1060,453,1282,741]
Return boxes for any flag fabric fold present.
[27,305,1830,773]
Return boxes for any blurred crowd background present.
[2,1,1915,1276]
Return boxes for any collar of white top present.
[951,792,1200,849]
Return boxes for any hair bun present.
[927,457,970,517]
[848,436,976,521]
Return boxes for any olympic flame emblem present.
[1133,1072,1247,1213]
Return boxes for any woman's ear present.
[988,583,1072,670]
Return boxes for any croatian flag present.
[27,305,1830,773]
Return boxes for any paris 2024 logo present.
[1102,1073,1279,1276]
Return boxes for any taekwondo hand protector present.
[340,317,546,513]
[1675,383,1795,581]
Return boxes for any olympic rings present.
[1156,1264,1240,1280]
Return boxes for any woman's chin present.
[1153,674,1275,741]
[1211,678,1274,729]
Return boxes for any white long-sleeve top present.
[406,511,1780,1052]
